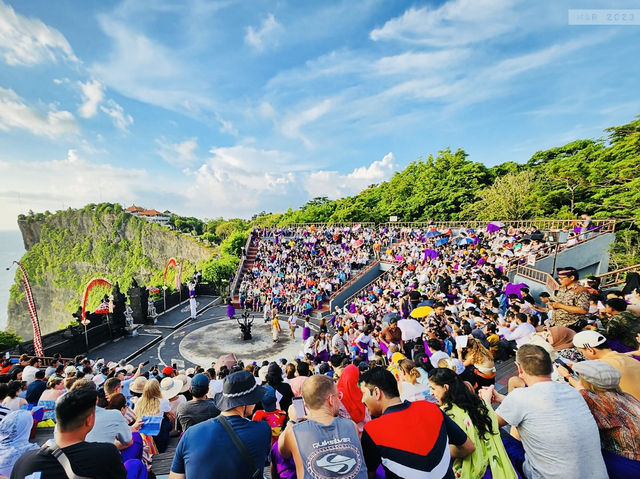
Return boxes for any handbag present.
[217,415,263,479]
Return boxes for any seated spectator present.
[542,325,585,362]
[21,357,42,385]
[462,338,496,389]
[336,364,370,432]
[573,330,640,401]
[0,410,39,477]
[252,384,286,445]
[479,344,608,479]
[427,338,450,368]
[602,297,640,352]
[2,380,27,411]
[428,368,517,479]
[176,373,220,432]
[25,369,47,405]
[289,361,310,398]
[278,374,367,479]
[500,312,535,352]
[134,379,172,453]
[10,388,127,478]
[359,367,474,479]
[557,360,640,478]
[397,359,433,402]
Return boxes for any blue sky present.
[1,0,639,230]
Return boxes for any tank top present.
[292,417,368,479]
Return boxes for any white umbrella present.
[397,319,424,341]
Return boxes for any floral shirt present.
[580,389,640,460]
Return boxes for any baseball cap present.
[573,330,607,348]
[162,366,175,376]
[190,373,210,390]
[572,360,621,389]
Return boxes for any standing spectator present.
[170,370,271,479]
[288,313,298,339]
[278,374,368,479]
[479,344,608,479]
[176,373,220,432]
[359,367,474,479]
[10,388,127,479]
[548,267,590,328]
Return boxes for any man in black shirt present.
[176,373,220,431]
[11,388,126,479]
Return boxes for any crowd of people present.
[1,220,639,479]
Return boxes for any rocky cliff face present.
[8,205,215,336]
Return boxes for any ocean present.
[0,230,25,331]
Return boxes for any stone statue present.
[237,309,254,340]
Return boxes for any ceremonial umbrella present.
[487,221,505,233]
[397,319,424,340]
[410,306,433,319]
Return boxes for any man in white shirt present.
[500,313,535,351]
[22,357,43,384]
[288,313,298,338]
[480,344,607,479]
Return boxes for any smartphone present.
[292,397,305,419]
[554,358,574,375]
[141,360,149,367]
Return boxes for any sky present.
[1,0,639,230]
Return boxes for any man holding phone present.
[279,375,367,479]
[547,267,590,328]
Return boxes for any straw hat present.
[175,374,191,393]
[92,374,106,387]
[124,364,135,374]
[129,376,148,394]
[160,377,183,399]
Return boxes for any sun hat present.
[572,360,621,389]
[64,366,76,376]
[129,376,148,394]
[213,370,265,411]
[175,374,191,393]
[258,366,269,384]
[107,361,118,370]
[92,374,106,387]
[162,366,175,376]
[185,367,196,376]
[159,377,183,399]
[573,330,607,349]
[124,364,135,374]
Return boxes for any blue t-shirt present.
[171,414,271,478]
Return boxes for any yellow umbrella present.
[410,306,433,319]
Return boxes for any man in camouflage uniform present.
[603,297,640,350]
[548,267,589,328]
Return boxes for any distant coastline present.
[0,230,25,331]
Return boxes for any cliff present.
[7,204,215,336]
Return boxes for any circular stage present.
[178,316,302,366]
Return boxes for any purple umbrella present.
[487,221,504,233]
[423,248,438,260]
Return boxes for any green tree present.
[201,254,239,287]
[220,231,248,257]
[0,331,22,351]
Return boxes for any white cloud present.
[245,13,283,51]
[156,137,199,166]
[304,153,395,198]
[0,86,78,138]
[370,0,517,46]
[374,49,470,75]
[281,99,333,147]
[0,0,78,66]
[100,99,133,133]
[215,113,238,136]
[78,80,104,118]
[0,150,150,229]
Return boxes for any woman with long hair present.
[336,364,370,432]
[429,368,517,479]
[134,379,172,453]
[1,380,27,411]
[463,337,496,389]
